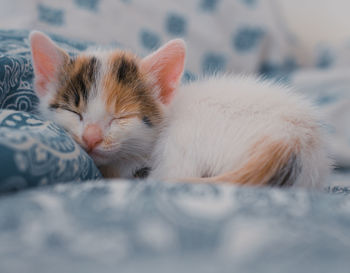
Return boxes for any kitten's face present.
[44,52,161,165]
[30,31,185,167]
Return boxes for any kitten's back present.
[149,75,330,188]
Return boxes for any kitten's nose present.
[82,124,103,151]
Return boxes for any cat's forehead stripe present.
[113,55,139,84]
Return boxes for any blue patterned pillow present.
[0,110,101,192]
[0,30,101,192]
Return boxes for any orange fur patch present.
[185,137,300,186]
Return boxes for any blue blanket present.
[0,181,350,273]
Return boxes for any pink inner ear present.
[33,49,56,79]
[32,48,57,94]
[30,31,66,97]
[141,39,186,104]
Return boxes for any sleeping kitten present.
[30,31,330,187]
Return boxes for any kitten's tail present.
[184,138,302,187]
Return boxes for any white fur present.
[148,75,331,188]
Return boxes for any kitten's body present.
[30,31,330,187]
[148,76,330,187]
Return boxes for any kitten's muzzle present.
[82,123,103,151]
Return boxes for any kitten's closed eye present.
[50,104,83,121]
[65,108,83,121]
[111,112,139,122]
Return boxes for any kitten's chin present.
[88,151,113,166]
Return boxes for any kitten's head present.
[30,31,185,166]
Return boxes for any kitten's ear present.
[30,31,69,97]
[140,39,186,104]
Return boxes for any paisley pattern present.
[0,180,349,273]
[0,29,89,113]
[0,55,37,113]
